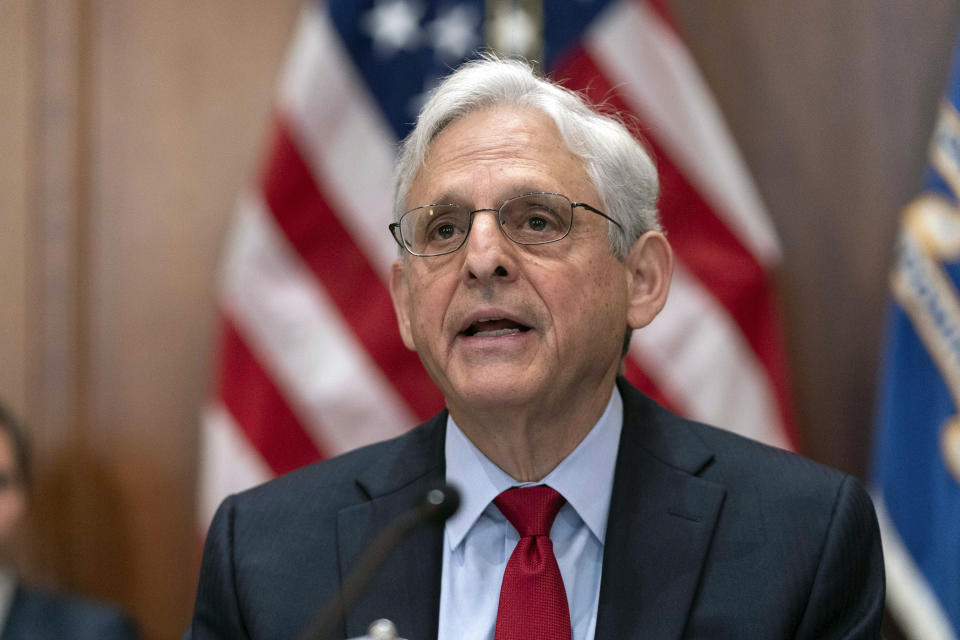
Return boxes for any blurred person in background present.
[0,401,139,640]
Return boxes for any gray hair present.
[393,56,660,258]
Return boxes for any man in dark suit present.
[187,57,884,639]
[0,402,139,640]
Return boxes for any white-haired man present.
[187,58,884,639]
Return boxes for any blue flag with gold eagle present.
[872,39,960,640]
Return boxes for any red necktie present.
[494,485,572,640]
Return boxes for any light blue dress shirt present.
[437,387,623,640]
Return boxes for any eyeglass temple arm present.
[572,203,624,230]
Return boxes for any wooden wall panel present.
[0,1,32,420]
[28,0,90,591]
[0,1,300,638]
[669,1,960,476]
[82,2,302,636]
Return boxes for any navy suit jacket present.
[2,584,139,640]
[187,379,884,639]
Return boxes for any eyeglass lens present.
[400,193,573,256]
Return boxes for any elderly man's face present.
[390,107,632,417]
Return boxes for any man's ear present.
[389,258,417,351]
[625,231,673,330]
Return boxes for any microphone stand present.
[300,485,460,640]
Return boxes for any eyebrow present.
[417,185,557,207]
[420,192,465,205]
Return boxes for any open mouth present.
[462,318,532,338]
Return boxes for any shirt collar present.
[444,386,623,548]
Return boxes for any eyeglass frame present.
[388,192,624,257]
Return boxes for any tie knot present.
[494,485,566,537]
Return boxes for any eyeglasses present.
[389,192,623,257]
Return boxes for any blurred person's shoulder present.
[4,583,139,639]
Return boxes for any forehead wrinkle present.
[414,149,578,206]
[408,106,597,210]
[420,124,533,182]
[415,180,569,208]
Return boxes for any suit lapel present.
[594,381,727,639]
[335,413,447,639]
[330,383,726,639]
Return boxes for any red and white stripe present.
[572,0,795,447]
[199,0,796,529]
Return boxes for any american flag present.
[198,0,796,529]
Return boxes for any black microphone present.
[300,484,461,640]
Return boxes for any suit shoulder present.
[687,419,854,497]
[222,414,445,523]
[686,420,883,636]
[191,414,447,638]
[671,416,878,555]
[619,379,850,495]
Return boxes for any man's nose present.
[461,210,516,282]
